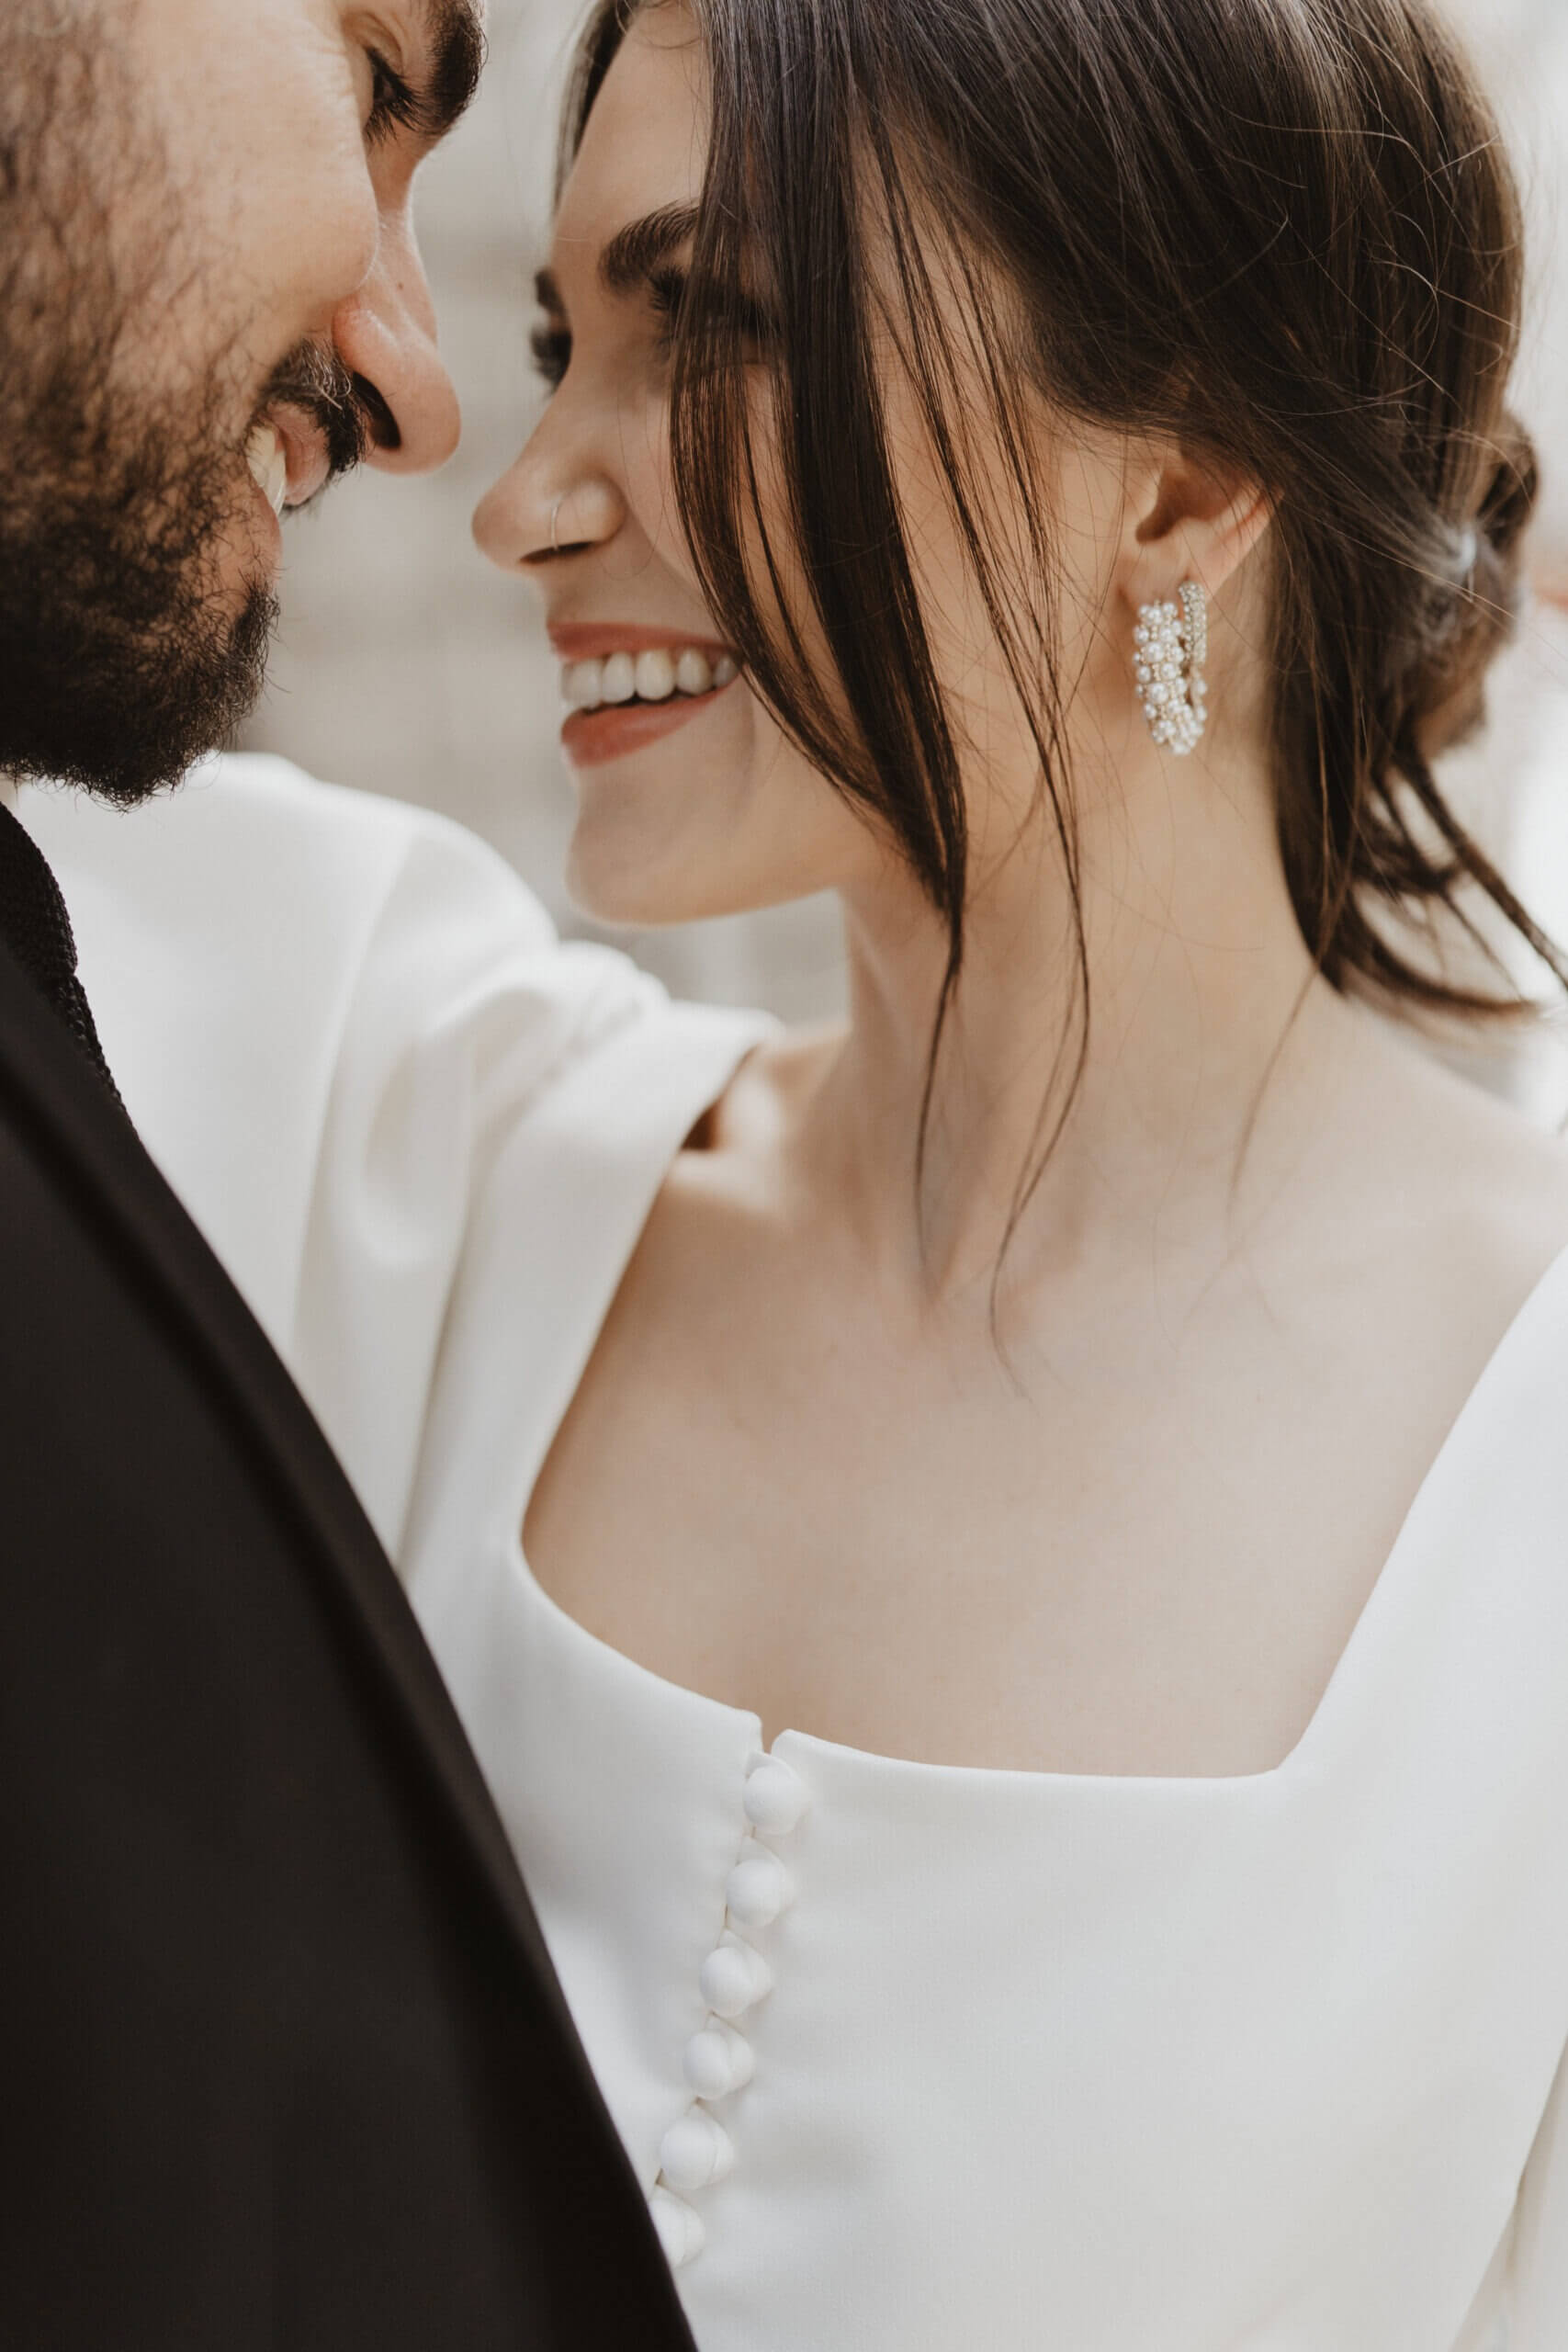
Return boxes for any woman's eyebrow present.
[597,204,702,297]
[532,207,707,319]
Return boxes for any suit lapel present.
[0,939,580,2029]
[0,798,123,1099]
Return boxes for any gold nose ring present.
[549,495,564,555]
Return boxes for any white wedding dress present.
[28,754,1568,2351]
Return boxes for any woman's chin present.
[558,721,850,927]
[563,830,728,929]
[564,820,834,932]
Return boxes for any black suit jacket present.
[0,938,696,2349]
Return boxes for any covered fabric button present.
[742,1755,808,1836]
[682,2019,755,2099]
[699,1931,773,2018]
[726,1843,794,1928]
[649,2185,705,2268]
[659,2108,737,2193]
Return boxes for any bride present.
[33,0,1568,2339]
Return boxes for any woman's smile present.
[550,620,741,767]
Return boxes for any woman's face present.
[472,3,1133,929]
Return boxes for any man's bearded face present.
[0,2,480,805]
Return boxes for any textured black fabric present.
[0,942,696,2351]
[0,796,123,1101]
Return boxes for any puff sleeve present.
[26,752,670,1556]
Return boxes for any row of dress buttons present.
[649,1753,809,2268]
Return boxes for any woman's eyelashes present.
[649,266,776,363]
[525,289,678,397]
[527,269,776,398]
[530,317,572,392]
[647,266,689,361]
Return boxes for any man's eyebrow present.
[415,0,487,140]
[598,204,702,296]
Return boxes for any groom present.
[0,5,694,2345]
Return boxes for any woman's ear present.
[1121,442,1272,610]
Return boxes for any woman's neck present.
[805,738,1363,1306]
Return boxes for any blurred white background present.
[240,0,1568,1065]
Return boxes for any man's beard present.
[0,17,366,806]
[0,417,282,808]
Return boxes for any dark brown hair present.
[562,0,1556,1168]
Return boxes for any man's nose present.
[332,207,460,474]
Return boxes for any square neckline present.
[501,1011,1568,1791]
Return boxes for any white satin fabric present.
[29,754,1568,2351]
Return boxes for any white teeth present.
[634,647,677,701]
[245,422,288,518]
[558,644,738,713]
[600,650,637,704]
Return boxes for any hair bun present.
[1408,409,1540,757]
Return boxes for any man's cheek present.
[160,32,380,340]
[232,93,381,324]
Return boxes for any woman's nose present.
[332,206,460,474]
[472,447,625,574]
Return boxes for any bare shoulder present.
[1339,1003,1568,1303]
[715,1021,847,1136]
[671,1022,846,1202]
[592,1024,843,1340]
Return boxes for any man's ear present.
[1121,442,1272,610]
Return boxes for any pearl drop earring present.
[1133,581,1209,755]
